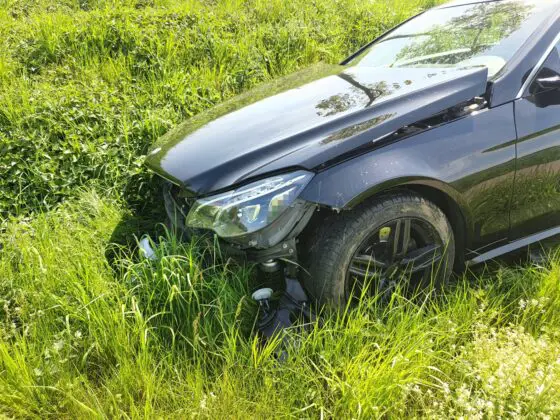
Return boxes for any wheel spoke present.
[387,218,412,262]
[401,219,412,256]
[400,244,442,273]
[386,220,399,263]
[391,220,401,260]
[346,214,447,302]
[351,254,386,269]
[348,264,381,278]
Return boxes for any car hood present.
[146,63,488,195]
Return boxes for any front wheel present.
[301,192,455,306]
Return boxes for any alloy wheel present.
[345,217,445,301]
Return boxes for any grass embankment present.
[2,0,560,418]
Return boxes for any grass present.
[2,0,560,417]
[2,192,560,417]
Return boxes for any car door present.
[510,37,560,239]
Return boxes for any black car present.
[146,0,560,305]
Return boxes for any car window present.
[350,0,558,78]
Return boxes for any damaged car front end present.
[161,173,317,264]
[153,64,489,279]
[146,0,560,308]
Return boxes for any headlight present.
[186,170,314,238]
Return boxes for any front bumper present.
[163,182,316,263]
[217,237,300,264]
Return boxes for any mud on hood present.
[146,63,488,195]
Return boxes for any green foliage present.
[0,0,442,222]
[2,192,560,417]
[6,0,558,418]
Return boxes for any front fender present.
[300,103,517,251]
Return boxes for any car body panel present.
[510,39,560,240]
[145,66,488,194]
[300,103,517,251]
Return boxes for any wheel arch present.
[304,177,472,270]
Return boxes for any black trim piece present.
[466,226,560,266]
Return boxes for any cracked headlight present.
[186,170,314,238]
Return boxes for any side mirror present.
[536,75,560,90]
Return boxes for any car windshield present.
[351,0,558,77]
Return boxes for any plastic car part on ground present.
[139,236,157,260]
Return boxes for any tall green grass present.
[3,0,560,417]
[1,192,560,417]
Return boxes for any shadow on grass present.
[104,178,169,273]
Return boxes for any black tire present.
[300,192,455,306]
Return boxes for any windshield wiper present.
[376,32,432,44]
[391,48,471,67]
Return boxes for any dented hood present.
[146,63,488,194]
